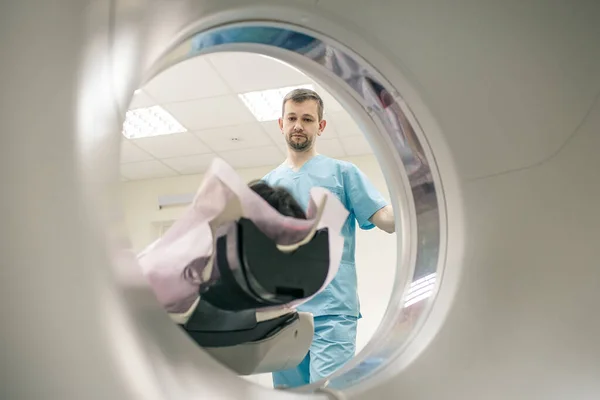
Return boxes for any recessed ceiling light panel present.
[122,105,187,139]
[238,84,315,122]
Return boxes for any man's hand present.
[370,205,395,234]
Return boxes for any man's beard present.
[286,133,313,151]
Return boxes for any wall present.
[120,154,397,386]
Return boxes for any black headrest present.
[200,218,330,312]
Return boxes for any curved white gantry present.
[1,1,599,399]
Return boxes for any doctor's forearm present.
[371,205,396,234]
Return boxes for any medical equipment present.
[2,1,599,400]
[171,214,334,376]
[183,298,315,376]
[136,157,348,315]
[133,156,347,376]
[196,217,332,311]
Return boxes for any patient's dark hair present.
[249,180,307,219]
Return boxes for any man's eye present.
[304,118,313,122]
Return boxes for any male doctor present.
[261,88,396,388]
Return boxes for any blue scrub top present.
[262,155,388,318]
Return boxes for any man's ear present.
[318,119,327,136]
[278,117,284,132]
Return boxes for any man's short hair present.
[282,88,324,121]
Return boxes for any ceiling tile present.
[218,146,284,169]
[132,132,211,159]
[266,129,304,154]
[194,123,274,152]
[321,120,339,138]
[328,111,364,137]
[276,142,288,155]
[142,57,231,103]
[341,135,374,156]
[163,95,256,131]
[120,139,154,163]
[120,160,178,180]
[129,89,157,109]
[260,120,283,143]
[317,138,346,158]
[313,83,345,114]
[208,52,311,93]
[161,154,216,175]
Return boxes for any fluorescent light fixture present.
[404,273,436,308]
[238,84,315,122]
[157,193,195,209]
[122,105,187,139]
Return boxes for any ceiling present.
[120,51,373,181]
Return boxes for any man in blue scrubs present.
[261,88,396,388]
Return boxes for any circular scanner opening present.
[118,22,444,395]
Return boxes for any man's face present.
[279,99,326,152]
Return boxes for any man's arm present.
[369,205,395,234]
[343,163,396,234]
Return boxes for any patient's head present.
[249,180,307,219]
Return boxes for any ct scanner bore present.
[150,23,444,393]
[2,1,600,400]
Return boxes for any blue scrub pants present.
[272,315,358,388]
